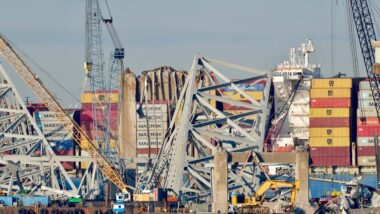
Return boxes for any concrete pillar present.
[212,151,228,213]
[119,68,137,167]
[295,150,314,213]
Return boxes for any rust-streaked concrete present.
[119,68,137,166]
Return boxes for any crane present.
[84,0,124,167]
[0,35,131,199]
[349,0,380,121]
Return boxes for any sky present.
[0,0,379,106]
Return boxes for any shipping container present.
[292,90,310,104]
[289,103,309,116]
[310,147,350,157]
[81,91,119,103]
[291,127,309,139]
[310,89,351,98]
[309,117,350,128]
[223,110,258,120]
[357,146,379,156]
[310,98,351,108]
[357,156,376,166]
[359,81,380,90]
[357,117,380,127]
[357,109,379,117]
[136,103,168,115]
[137,120,168,130]
[309,137,350,147]
[310,108,350,118]
[358,89,380,100]
[82,103,118,112]
[311,78,352,89]
[0,196,13,206]
[357,126,380,137]
[289,116,309,127]
[310,156,351,166]
[137,139,163,149]
[136,130,166,140]
[357,137,379,146]
[309,128,350,137]
[34,111,65,121]
[223,91,263,101]
[358,99,378,110]
[20,196,49,206]
[137,148,160,155]
[136,114,168,122]
[223,80,266,92]
[80,109,119,121]
[223,100,254,111]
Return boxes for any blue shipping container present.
[20,196,49,206]
[0,196,13,206]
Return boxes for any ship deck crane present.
[0,35,131,199]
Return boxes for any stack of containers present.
[357,80,380,166]
[34,111,75,170]
[288,80,311,140]
[222,79,266,120]
[136,102,168,158]
[309,78,352,166]
[80,90,119,169]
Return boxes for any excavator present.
[231,179,299,212]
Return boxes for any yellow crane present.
[0,35,130,198]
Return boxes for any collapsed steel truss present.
[0,63,106,199]
[136,56,272,201]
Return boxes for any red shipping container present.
[357,126,380,137]
[80,120,118,131]
[223,100,253,111]
[272,146,294,152]
[82,103,118,112]
[311,156,351,166]
[357,117,380,127]
[55,149,74,170]
[80,110,119,121]
[310,147,350,157]
[137,148,160,154]
[310,98,351,108]
[357,146,380,156]
[309,117,350,127]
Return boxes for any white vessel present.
[271,40,321,152]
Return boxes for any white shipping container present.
[34,111,66,121]
[136,120,168,130]
[357,137,379,147]
[357,156,376,166]
[289,116,309,127]
[136,114,168,122]
[357,109,378,117]
[359,81,380,90]
[292,90,310,104]
[136,104,168,115]
[137,130,166,140]
[358,90,379,100]
[291,127,309,139]
[358,99,378,110]
[137,139,163,149]
[289,103,310,116]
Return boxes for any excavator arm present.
[251,180,299,205]
[0,35,130,197]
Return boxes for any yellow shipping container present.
[309,128,350,137]
[310,108,350,118]
[224,110,258,120]
[80,139,117,150]
[312,78,352,89]
[81,161,91,169]
[310,89,351,98]
[81,92,119,103]
[309,137,350,147]
[223,91,263,101]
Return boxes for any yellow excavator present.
[232,179,299,207]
